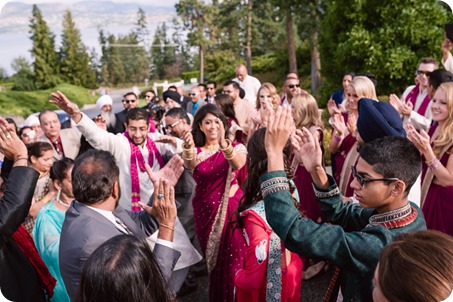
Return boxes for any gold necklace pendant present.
[204,144,219,151]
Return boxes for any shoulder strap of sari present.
[420,127,453,207]
[205,164,233,273]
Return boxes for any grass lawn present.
[0,83,98,117]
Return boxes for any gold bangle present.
[225,149,236,161]
[219,139,232,151]
[160,223,175,231]
[14,157,28,163]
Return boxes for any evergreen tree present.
[319,0,448,95]
[29,4,59,89]
[59,10,96,88]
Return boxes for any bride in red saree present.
[182,104,247,301]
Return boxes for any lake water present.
[0,23,165,76]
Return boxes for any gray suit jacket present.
[186,99,207,116]
[59,201,181,300]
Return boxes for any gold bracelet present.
[160,223,175,231]
[224,149,236,161]
[219,139,232,151]
[14,157,28,163]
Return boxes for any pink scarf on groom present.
[124,132,165,212]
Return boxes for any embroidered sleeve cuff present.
[260,170,290,199]
[312,174,340,199]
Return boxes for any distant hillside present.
[0,1,176,34]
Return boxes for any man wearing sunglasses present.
[392,57,439,131]
[115,92,139,133]
[281,76,302,106]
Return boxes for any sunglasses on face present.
[351,165,399,188]
[416,70,431,77]
[288,84,300,89]
[124,99,136,104]
[189,92,199,96]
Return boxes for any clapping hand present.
[145,155,184,187]
[292,128,323,173]
[389,94,403,114]
[265,105,294,157]
[327,99,340,116]
[406,124,432,155]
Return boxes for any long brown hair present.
[233,128,296,229]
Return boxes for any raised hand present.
[406,124,431,154]
[94,116,107,131]
[389,94,403,114]
[327,99,340,116]
[265,105,294,156]
[182,130,194,149]
[139,178,176,226]
[217,118,228,148]
[293,128,323,173]
[155,135,177,148]
[145,155,184,187]
[0,117,27,161]
[401,101,413,116]
[332,113,346,137]
[346,111,357,135]
[49,91,79,116]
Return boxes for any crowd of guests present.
[1,56,453,302]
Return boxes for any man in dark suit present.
[115,92,139,133]
[59,149,181,300]
[0,118,56,302]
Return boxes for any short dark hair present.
[50,157,74,183]
[419,57,439,69]
[77,235,171,302]
[168,85,177,91]
[165,107,190,124]
[123,92,138,99]
[206,80,217,88]
[27,141,53,160]
[429,69,453,89]
[359,136,421,194]
[197,83,207,92]
[72,150,119,205]
[18,126,32,137]
[126,108,150,125]
[223,80,240,90]
[192,104,229,147]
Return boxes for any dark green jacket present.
[262,171,426,302]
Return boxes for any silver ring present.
[157,193,164,199]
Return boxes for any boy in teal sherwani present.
[261,107,426,302]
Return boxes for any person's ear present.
[30,155,37,164]
[53,179,62,191]
[391,180,406,197]
[112,181,120,199]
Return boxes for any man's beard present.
[101,111,116,127]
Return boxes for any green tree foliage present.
[319,0,448,96]
[59,10,97,88]
[29,4,59,89]
[98,8,150,86]
[11,56,35,91]
[175,0,219,81]
[151,22,178,79]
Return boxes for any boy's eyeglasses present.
[351,165,399,188]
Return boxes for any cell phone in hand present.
[445,23,453,42]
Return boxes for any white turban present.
[96,95,113,110]
[23,114,40,127]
